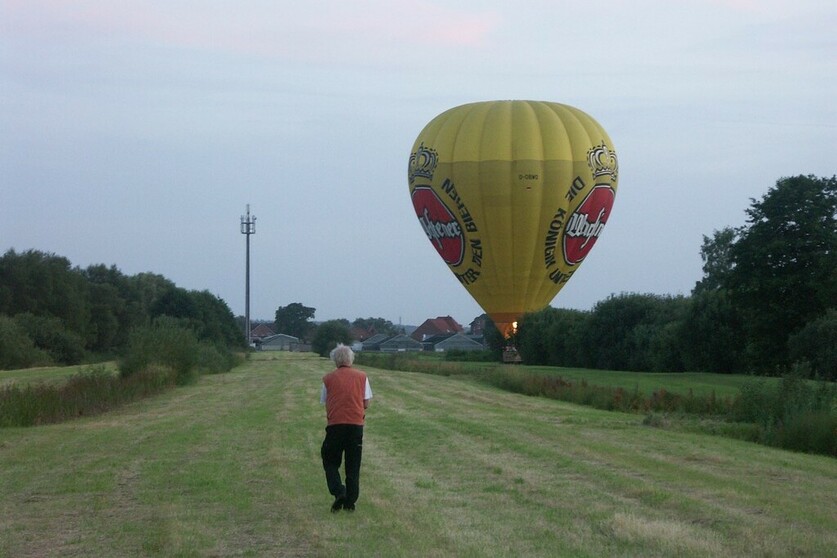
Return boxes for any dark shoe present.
[331,497,345,513]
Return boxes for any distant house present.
[423,332,484,352]
[250,323,276,341]
[410,316,464,342]
[260,334,299,351]
[379,334,423,352]
[469,315,488,336]
[350,326,375,342]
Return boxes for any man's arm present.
[363,377,372,408]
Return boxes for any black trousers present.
[321,424,364,505]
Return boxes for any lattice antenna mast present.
[240,204,256,347]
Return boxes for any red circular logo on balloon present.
[564,185,615,265]
[411,186,465,266]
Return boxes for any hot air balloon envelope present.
[408,100,619,337]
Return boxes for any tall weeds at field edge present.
[732,373,837,456]
[0,365,176,427]
[1,317,243,428]
[355,353,836,457]
[479,369,736,417]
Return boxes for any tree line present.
[272,302,404,357]
[516,175,836,379]
[0,250,244,369]
[2,175,832,378]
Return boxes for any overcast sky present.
[2,0,835,327]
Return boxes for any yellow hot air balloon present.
[408,100,619,337]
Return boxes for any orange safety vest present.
[323,366,368,426]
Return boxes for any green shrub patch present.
[0,365,175,427]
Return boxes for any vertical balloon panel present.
[408,101,618,337]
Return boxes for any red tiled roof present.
[350,326,375,341]
[410,316,463,341]
[250,323,276,338]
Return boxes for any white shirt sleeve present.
[365,378,373,400]
[320,383,327,404]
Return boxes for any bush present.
[195,342,242,374]
[120,318,200,385]
[787,309,837,380]
[732,373,836,456]
[732,379,776,425]
[770,411,837,456]
[13,312,86,365]
[0,315,51,370]
[311,321,352,358]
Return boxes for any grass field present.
[357,354,773,399]
[522,366,767,399]
[0,363,117,387]
[1,353,835,557]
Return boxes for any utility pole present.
[240,204,256,347]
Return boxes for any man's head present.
[330,344,355,367]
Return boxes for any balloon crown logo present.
[587,143,619,183]
[408,143,439,184]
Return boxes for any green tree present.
[85,282,123,353]
[481,316,505,361]
[585,293,652,370]
[517,309,555,365]
[275,303,316,340]
[151,287,198,320]
[583,293,687,372]
[0,249,90,339]
[0,249,244,365]
[312,320,352,357]
[352,317,400,336]
[149,287,243,349]
[787,309,837,380]
[129,272,176,318]
[679,289,745,373]
[547,308,589,367]
[685,228,747,373]
[13,313,86,365]
[726,175,836,372]
[518,307,589,366]
[188,290,245,349]
[83,264,147,352]
[693,227,740,294]
[0,315,50,369]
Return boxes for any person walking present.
[320,344,373,512]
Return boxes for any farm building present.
[379,334,423,352]
[259,334,300,351]
[360,333,391,351]
[423,332,484,352]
